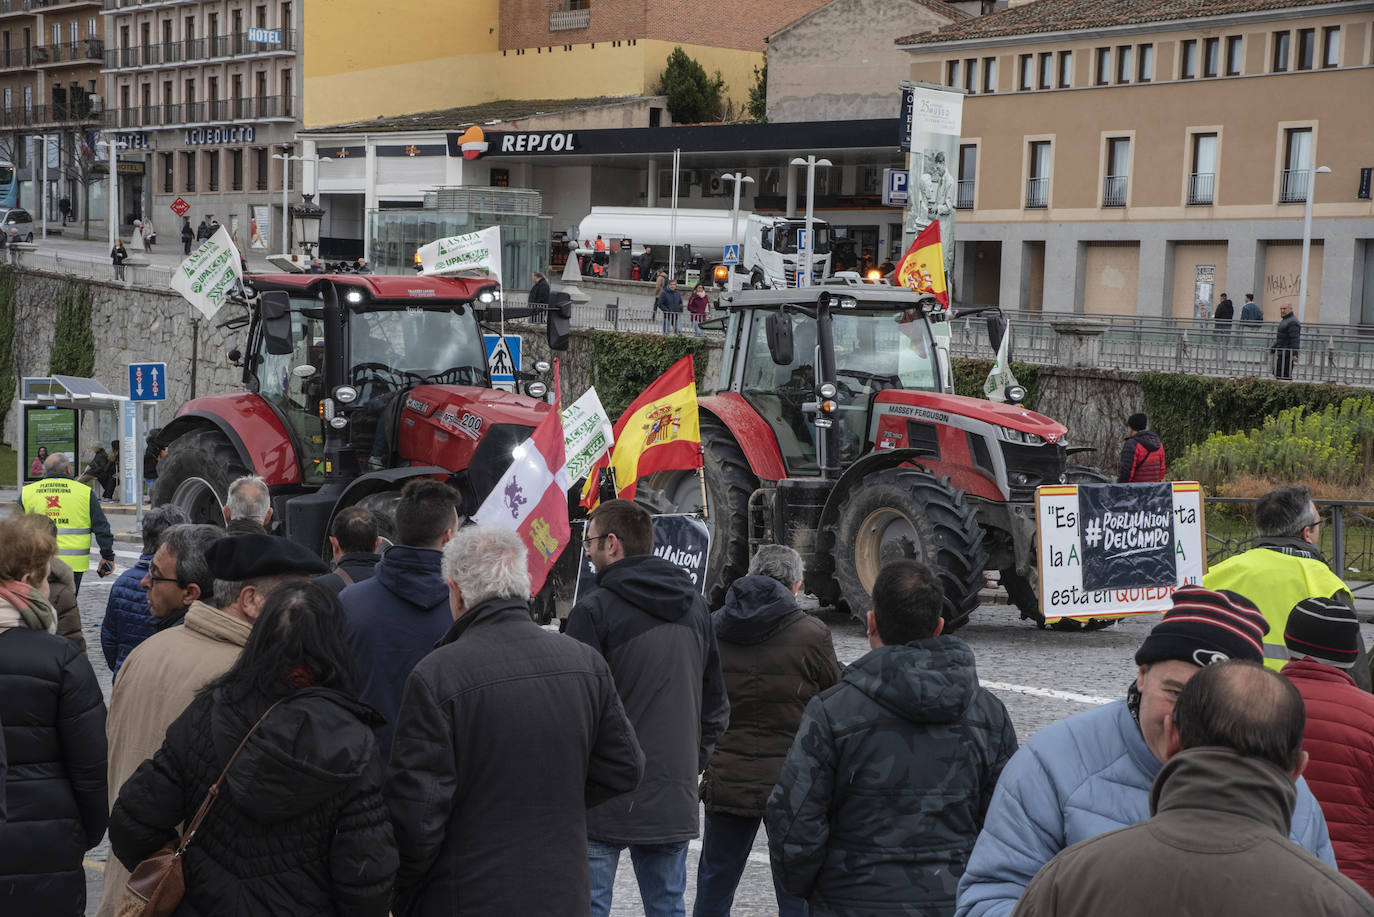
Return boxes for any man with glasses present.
[1205,485,1360,683]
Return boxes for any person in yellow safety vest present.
[1204,484,1365,688]
[19,452,115,592]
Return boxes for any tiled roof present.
[898,0,1344,46]
[771,0,968,42]
[306,96,658,133]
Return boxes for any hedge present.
[951,359,1043,410]
[586,330,711,419]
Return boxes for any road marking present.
[982,680,1114,707]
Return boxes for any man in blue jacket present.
[339,477,460,761]
[99,505,189,677]
[955,586,1337,917]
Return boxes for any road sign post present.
[122,400,142,526]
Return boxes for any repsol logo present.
[500,132,577,153]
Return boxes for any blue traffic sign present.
[483,334,522,388]
[722,244,740,266]
[797,229,811,252]
[128,362,167,402]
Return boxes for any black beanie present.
[1135,586,1267,667]
[1127,413,1148,432]
[1285,597,1359,669]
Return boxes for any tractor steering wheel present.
[352,362,423,392]
[422,366,482,386]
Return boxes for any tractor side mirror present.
[260,291,294,355]
[986,311,1007,353]
[765,311,794,366]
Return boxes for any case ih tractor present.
[151,272,571,618]
[642,285,1106,629]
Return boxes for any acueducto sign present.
[446,127,579,158]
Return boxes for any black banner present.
[1077,483,1177,591]
[572,513,711,604]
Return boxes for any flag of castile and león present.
[472,406,570,595]
[580,354,702,509]
[895,220,948,308]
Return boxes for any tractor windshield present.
[349,306,488,387]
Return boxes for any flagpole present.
[696,448,709,520]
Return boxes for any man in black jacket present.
[766,559,1017,917]
[1271,302,1301,380]
[529,269,550,324]
[567,499,730,917]
[315,506,382,594]
[386,526,644,917]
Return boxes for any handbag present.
[118,699,284,917]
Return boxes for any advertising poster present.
[901,84,964,285]
[250,205,270,250]
[25,407,78,480]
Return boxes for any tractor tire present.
[151,427,250,527]
[642,416,757,609]
[833,468,987,631]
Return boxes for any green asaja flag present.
[417,226,502,280]
[984,320,1021,403]
[170,225,243,320]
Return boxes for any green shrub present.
[50,277,94,378]
[656,47,726,124]
[586,330,710,420]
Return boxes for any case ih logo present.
[456,126,489,160]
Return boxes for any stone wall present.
[1032,366,1145,477]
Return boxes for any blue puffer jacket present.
[100,556,158,677]
[954,698,1335,917]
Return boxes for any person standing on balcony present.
[1270,303,1301,380]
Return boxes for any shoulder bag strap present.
[176,698,286,854]
[335,567,354,587]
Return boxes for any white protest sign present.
[170,226,243,320]
[417,226,502,280]
[1036,481,1206,623]
[562,387,615,484]
[983,321,1021,402]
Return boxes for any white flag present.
[417,226,502,280]
[170,226,243,320]
[561,387,615,485]
[983,320,1021,403]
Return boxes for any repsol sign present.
[184,126,257,146]
[446,130,579,157]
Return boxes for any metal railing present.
[956,180,975,209]
[1280,168,1310,203]
[549,7,590,30]
[29,40,103,65]
[1205,498,1374,599]
[0,102,99,126]
[1025,176,1048,208]
[108,95,292,128]
[1102,175,1127,207]
[5,246,172,287]
[1187,171,1214,205]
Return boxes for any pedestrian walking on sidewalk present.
[181,219,194,255]
[110,239,128,280]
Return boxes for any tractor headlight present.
[818,382,837,399]
[1007,384,1027,404]
[345,289,364,304]
[1000,426,1045,445]
[329,416,348,429]
[527,382,548,399]
[334,385,358,404]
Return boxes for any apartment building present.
[0,0,105,223]
[900,0,1374,325]
[103,0,300,247]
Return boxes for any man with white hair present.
[385,526,645,917]
[223,475,272,535]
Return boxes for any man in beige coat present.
[94,530,328,917]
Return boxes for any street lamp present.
[289,193,324,259]
[272,151,331,255]
[790,156,832,288]
[722,172,753,291]
[96,137,129,250]
[1298,164,1332,324]
[30,133,56,242]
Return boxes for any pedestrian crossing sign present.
[483,334,521,391]
[722,244,740,266]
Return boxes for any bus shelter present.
[18,375,130,502]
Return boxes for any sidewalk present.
[5,225,286,280]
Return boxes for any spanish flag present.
[580,354,701,509]
[895,221,948,307]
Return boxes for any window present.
[1138,43,1153,81]
[206,150,219,191]
[964,58,977,93]
[1116,45,1132,83]
[1104,138,1129,206]
[1027,141,1051,208]
[957,144,977,209]
[2,88,9,112]
[1225,35,1243,75]
[1273,31,1290,71]
[1190,133,1217,204]
[1180,39,1197,78]
[1296,29,1315,70]
[982,56,997,93]
[1057,50,1072,87]
[1095,47,1110,85]
[1281,127,1312,202]
[1038,52,1052,89]
[947,59,960,87]
[254,147,268,191]
[88,17,97,38]
[1322,27,1339,67]
[1203,37,1219,77]
[51,22,60,44]
[231,148,243,191]
[280,2,292,29]
[256,4,267,28]
[160,151,173,193]
[182,150,196,192]
[1019,54,1033,90]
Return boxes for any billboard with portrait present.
[901,84,964,288]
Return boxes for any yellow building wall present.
[303,27,762,128]
[1082,243,1139,315]
[1170,243,1228,319]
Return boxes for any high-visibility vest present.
[1203,546,1352,672]
[21,476,94,573]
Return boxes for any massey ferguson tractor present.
[150,272,573,619]
[641,285,1107,630]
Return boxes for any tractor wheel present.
[151,427,250,527]
[641,416,757,609]
[833,468,987,631]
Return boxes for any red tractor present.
[151,272,572,617]
[642,285,1107,629]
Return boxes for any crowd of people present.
[1,471,1373,916]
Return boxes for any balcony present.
[1102,174,1127,207]
[1280,168,1310,203]
[549,7,590,30]
[30,39,104,67]
[0,101,100,127]
[1025,175,1049,209]
[956,179,974,210]
[3,0,101,14]
[103,0,200,9]
[1188,171,1214,205]
[107,94,294,128]
[104,30,294,71]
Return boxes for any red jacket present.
[1117,430,1165,482]
[1281,656,1374,895]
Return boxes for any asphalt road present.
[63,504,1374,916]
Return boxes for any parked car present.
[0,208,34,242]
